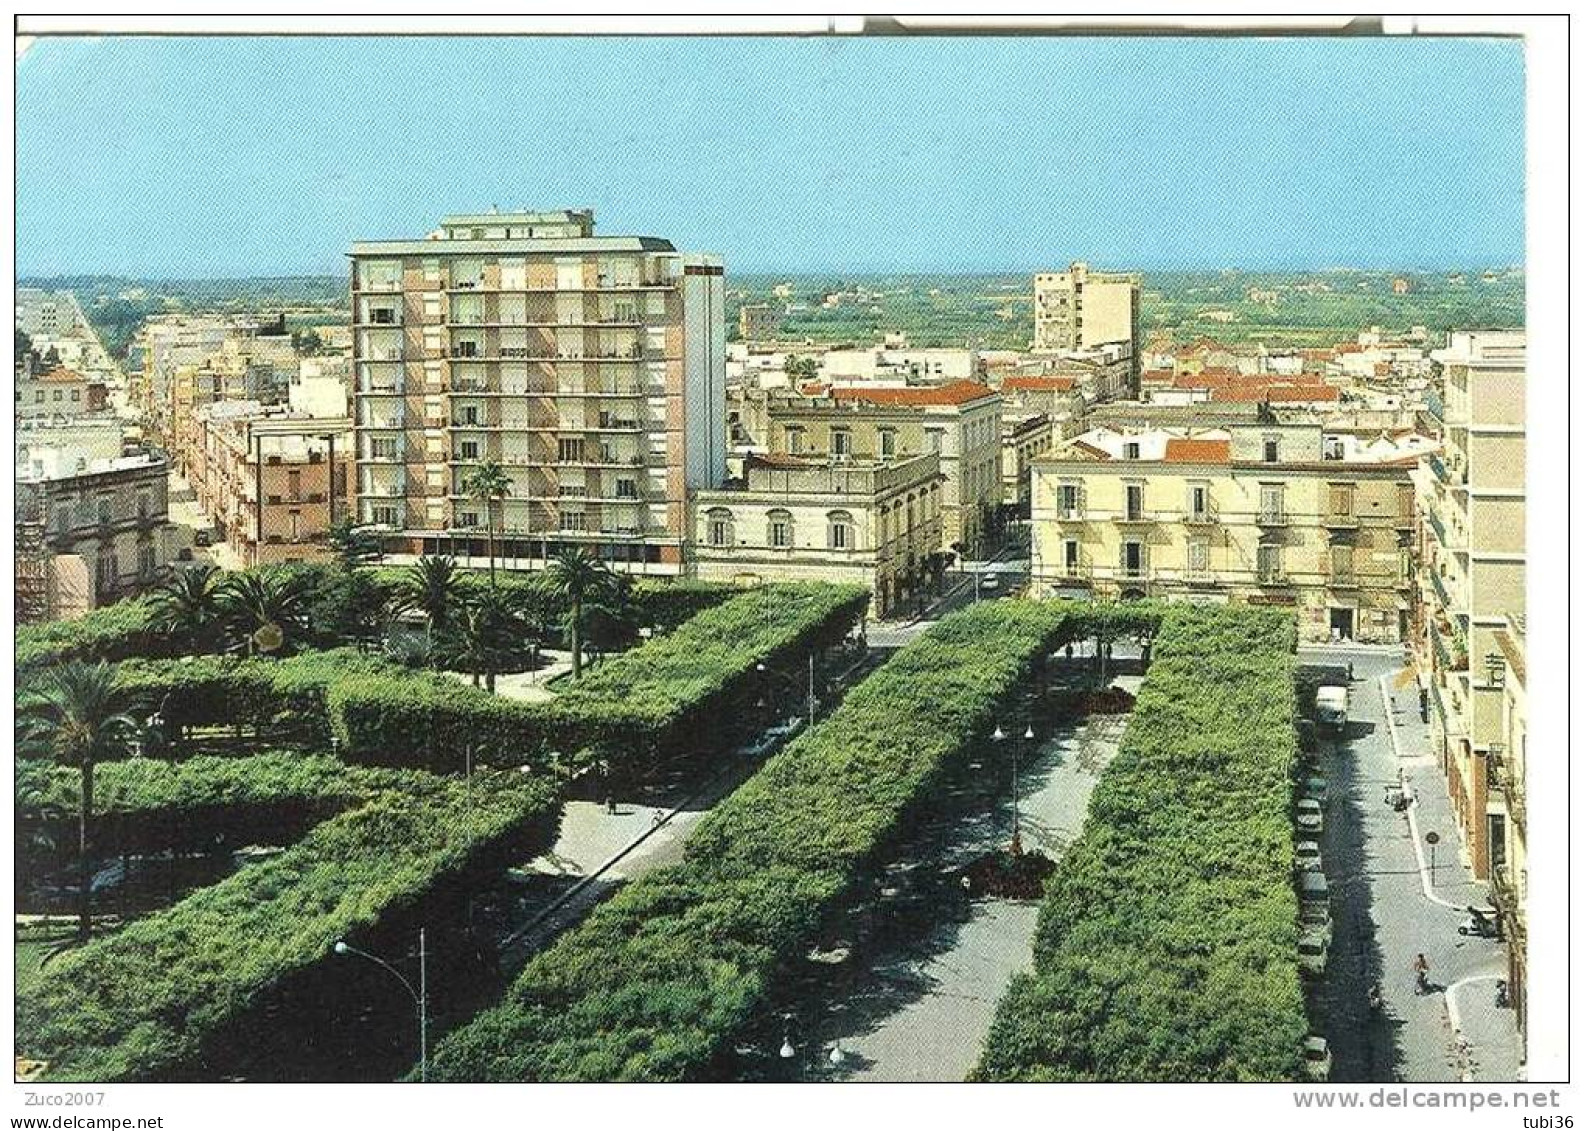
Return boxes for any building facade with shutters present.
[759,381,1002,557]
[689,452,943,618]
[1412,330,1526,883]
[1030,423,1424,643]
[348,210,725,575]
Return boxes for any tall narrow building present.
[1414,330,1526,881]
[349,210,725,574]
[1032,262,1142,393]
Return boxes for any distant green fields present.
[21,267,1523,359]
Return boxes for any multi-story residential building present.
[737,303,779,342]
[820,346,980,384]
[1414,330,1526,881]
[760,380,1002,556]
[135,316,232,443]
[189,402,354,567]
[1032,262,1141,388]
[348,209,725,575]
[1001,413,1054,516]
[15,288,86,338]
[15,446,178,609]
[1031,422,1425,642]
[15,366,106,419]
[1490,612,1527,1043]
[690,452,944,618]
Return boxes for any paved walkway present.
[797,674,1138,1082]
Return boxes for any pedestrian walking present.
[1412,953,1430,995]
[604,794,617,816]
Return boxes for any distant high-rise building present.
[1032,262,1141,389]
[348,210,725,574]
[737,303,779,342]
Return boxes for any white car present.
[1298,926,1329,977]
[1296,797,1324,834]
[1302,1036,1332,1081]
[1293,839,1322,872]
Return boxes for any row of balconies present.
[1050,505,1389,528]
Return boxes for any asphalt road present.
[1298,643,1520,1083]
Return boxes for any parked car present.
[1303,774,1327,802]
[1296,797,1324,834]
[1293,839,1322,872]
[1302,1035,1333,1081]
[1298,925,1329,977]
[1315,685,1349,732]
[1300,899,1332,938]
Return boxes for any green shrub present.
[16,599,164,673]
[426,599,1067,1082]
[973,604,1306,1082]
[16,769,560,1083]
[16,752,432,859]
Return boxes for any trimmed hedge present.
[15,570,732,674]
[16,768,561,1083]
[15,753,430,860]
[425,599,1069,1081]
[973,604,1307,1082]
[41,586,869,774]
[16,598,164,673]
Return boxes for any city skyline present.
[17,34,1524,277]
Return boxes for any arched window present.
[706,507,734,547]
[767,508,794,548]
[827,510,855,551]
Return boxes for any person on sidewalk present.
[1413,953,1430,995]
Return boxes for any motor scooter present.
[1458,905,1501,939]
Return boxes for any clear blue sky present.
[16,34,1524,277]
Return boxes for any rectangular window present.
[771,520,791,547]
[370,437,398,460]
[710,519,728,546]
[926,428,945,453]
[879,429,896,458]
[558,438,585,463]
[1189,483,1209,519]
[560,510,588,532]
[1058,483,1081,518]
[1258,543,1283,579]
[1259,483,1285,522]
[97,496,113,524]
[1123,441,1140,460]
[1125,483,1145,520]
[372,504,398,526]
[784,426,804,454]
[1329,483,1355,516]
[1121,541,1144,576]
[614,478,638,499]
[459,440,480,460]
[1263,436,1280,463]
[1188,536,1209,575]
[1063,539,1079,572]
[833,430,852,457]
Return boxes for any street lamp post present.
[333,928,428,1082]
[756,656,816,728]
[991,722,1031,855]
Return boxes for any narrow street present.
[1299,644,1522,1083]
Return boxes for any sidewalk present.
[1377,669,1522,1081]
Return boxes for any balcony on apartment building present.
[1430,619,1469,674]
[1255,505,1289,527]
[1322,508,1359,530]
[1256,564,1292,587]
[1487,746,1526,834]
[1182,500,1218,526]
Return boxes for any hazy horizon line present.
[16,263,1527,286]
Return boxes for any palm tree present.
[149,563,225,652]
[547,548,618,679]
[460,460,512,587]
[455,586,519,693]
[220,571,307,657]
[18,662,137,942]
[402,555,463,647]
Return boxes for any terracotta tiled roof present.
[1140,369,1175,384]
[1067,439,1113,459]
[35,367,88,383]
[830,380,996,407]
[1003,376,1076,392]
[1209,383,1340,404]
[1163,438,1232,464]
